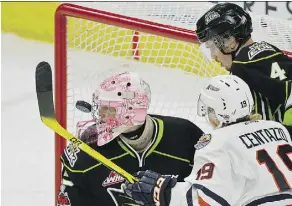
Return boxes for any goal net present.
[54,2,292,202]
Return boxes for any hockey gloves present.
[122,170,177,206]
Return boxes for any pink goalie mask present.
[91,72,151,146]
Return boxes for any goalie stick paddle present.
[35,61,137,183]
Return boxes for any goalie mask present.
[198,75,254,128]
[91,72,151,146]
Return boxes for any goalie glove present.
[122,170,177,206]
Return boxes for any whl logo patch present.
[195,134,212,150]
[102,171,124,187]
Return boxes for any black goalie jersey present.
[58,114,203,206]
[231,41,292,123]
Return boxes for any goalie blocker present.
[59,72,204,206]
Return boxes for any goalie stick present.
[35,61,138,183]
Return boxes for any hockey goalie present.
[58,71,204,206]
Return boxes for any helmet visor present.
[199,35,234,62]
[197,94,220,127]
[197,94,207,117]
[199,40,221,62]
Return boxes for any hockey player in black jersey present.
[57,72,203,206]
[196,3,292,125]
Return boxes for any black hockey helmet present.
[196,3,253,49]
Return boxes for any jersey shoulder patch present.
[247,41,277,60]
[64,143,81,167]
[61,142,96,170]
[194,134,212,150]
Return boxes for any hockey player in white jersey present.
[122,75,292,206]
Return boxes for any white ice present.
[2,33,55,206]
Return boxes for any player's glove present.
[122,170,177,206]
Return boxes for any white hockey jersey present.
[169,120,292,206]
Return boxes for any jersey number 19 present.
[256,144,292,191]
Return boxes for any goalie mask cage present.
[54,2,292,203]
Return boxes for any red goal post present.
[54,3,292,203]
